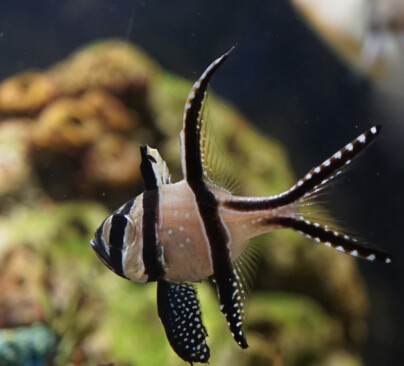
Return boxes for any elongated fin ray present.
[267,216,392,263]
[157,280,210,364]
[180,48,234,183]
[232,240,262,294]
[225,126,381,211]
[214,268,249,349]
[200,102,240,192]
[180,49,248,349]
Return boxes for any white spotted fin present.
[225,125,392,264]
[157,280,210,364]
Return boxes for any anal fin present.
[157,280,210,364]
[214,267,248,349]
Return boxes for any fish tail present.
[226,126,381,210]
[268,125,392,263]
[225,126,392,263]
[266,216,392,263]
[281,125,382,205]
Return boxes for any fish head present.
[90,195,148,283]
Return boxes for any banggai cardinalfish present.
[90,49,391,364]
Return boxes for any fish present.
[90,49,392,364]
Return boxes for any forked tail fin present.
[225,126,392,263]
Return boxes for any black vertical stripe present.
[92,223,129,279]
[182,50,247,348]
[108,214,128,277]
[142,190,164,281]
[140,145,164,282]
[140,146,158,190]
[191,185,248,348]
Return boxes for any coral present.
[0,323,56,366]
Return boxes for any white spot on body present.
[305,173,312,180]
[334,151,342,159]
[346,143,354,151]
[336,246,345,253]
[324,242,332,248]
[367,254,376,261]
[350,250,358,257]
[386,258,392,264]
[173,210,179,217]
[168,229,173,235]
[179,226,184,232]
[185,212,190,219]
[185,238,191,243]
[323,159,331,167]
[314,167,321,174]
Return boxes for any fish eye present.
[103,214,136,248]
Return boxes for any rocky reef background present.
[0,1,399,365]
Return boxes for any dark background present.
[0,1,400,364]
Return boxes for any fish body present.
[90,50,391,364]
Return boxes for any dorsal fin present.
[199,101,240,192]
[180,50,249,349]
[140,145,171,188]
[180,47,234,184]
